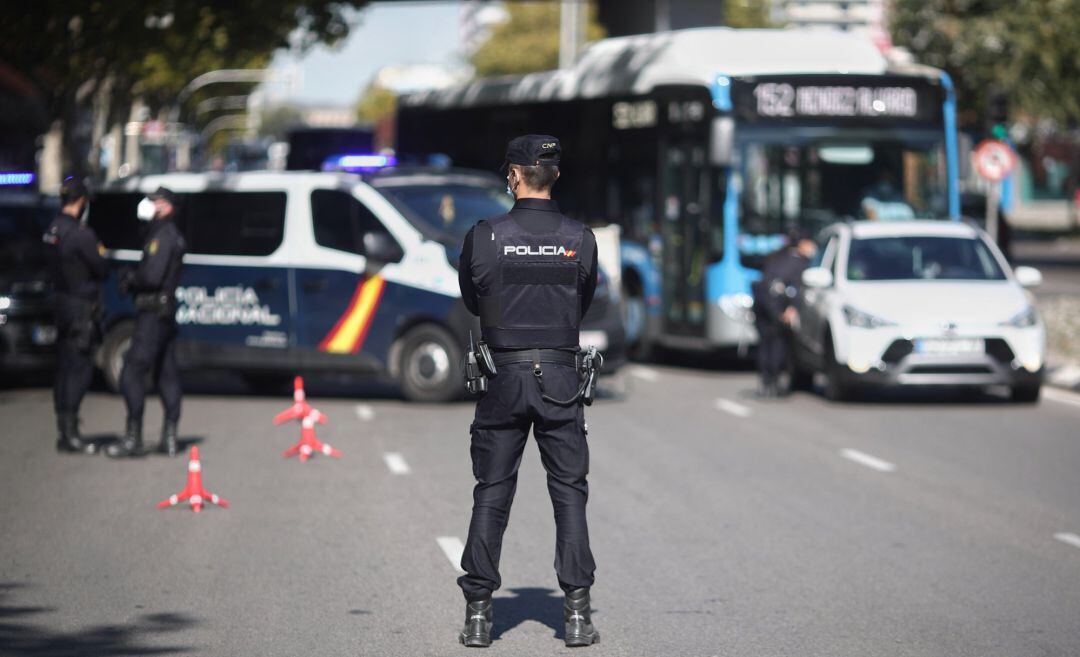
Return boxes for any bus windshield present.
[739,131,947,262]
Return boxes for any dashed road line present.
[355,404,375,421]
[1054,532,1080,550]
[840,448,896,473]
[715,398,751,418]
[383,452,411,475]
[629,367,660,382]
[436,537,465,573]
[1044,388,1080,409]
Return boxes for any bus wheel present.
[100,322,134,393]
[397,324,463,403]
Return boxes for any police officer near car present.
[456,135,601,648]
[752,230,816,397]
[106,187,186,458]
[44,177,107,454]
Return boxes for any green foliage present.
[0,1,370,173]
[470,2,606,77]
[356,84,397,125]
[724,0,774,29]
[892,0,1080,128]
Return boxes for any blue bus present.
[397,28,960,356]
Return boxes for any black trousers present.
[53,303,95,415]
[756,320,789,386]
[459,361,596,601]
[120,311,181,423]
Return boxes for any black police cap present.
[148,186,179,205]
[501,135,561,174]
[59,176,89,204]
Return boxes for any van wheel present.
[397,324,463,403]
[100,321,134,393]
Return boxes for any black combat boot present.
[56,412,96,455]
[458,597,493,648]
[564,587,599,647]
[106,417,145,458]
[159,420,179,457]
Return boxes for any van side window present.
[184,192,286,256]
[311,189,392,256]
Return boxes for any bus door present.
[659,139,710,337]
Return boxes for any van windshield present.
[378,184,512,243]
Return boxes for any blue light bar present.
[322,154,397,171]
[0,172,35,186]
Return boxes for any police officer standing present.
[752,230,816,397]
[44,177,107,454]
[456,135,601,648]
[106,187,186,458]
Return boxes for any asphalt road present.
[1,367,1079,657]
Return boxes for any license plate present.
[32,325,57,346]
[579,330,608,351]
[914,338,984,355]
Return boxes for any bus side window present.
[311,189,395,257]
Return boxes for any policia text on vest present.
[454,134,600,648]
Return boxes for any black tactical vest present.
[472,214,591,349]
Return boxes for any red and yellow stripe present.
[318,275,386,354]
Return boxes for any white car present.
[792,220,1045,402]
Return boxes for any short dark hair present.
[516,163,559,190]
[60,177,88,205]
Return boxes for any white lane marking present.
[715,398,751,418]
[383,452,411,475]
[840,448,896,473]
[354,404,375,421]
[436,537,465,573]
[1044,388,1080,409]
[629,367,660,382]
[1054,532,1080,549]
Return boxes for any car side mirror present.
[802,267,833,288]
[363,231,404,264]
[1013,265,1042,288]
[709,117,735,167]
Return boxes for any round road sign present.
[973,139,1017,183]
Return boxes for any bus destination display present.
[733,76,942,125]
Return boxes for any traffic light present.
[988,89,1009,139]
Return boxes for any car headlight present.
[843,305,895,329]
[0,295,10,311]
[719,293,754,321]
[1002,305,1038,328]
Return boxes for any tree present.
[892,0,1080,129]
[0,1,371,177]
[724,0,774,29]
[356,84,397,125]
[470,3,606,77]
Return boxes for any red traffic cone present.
[156,446,229,513]
[273,376,313,425]
[282,410,341,462]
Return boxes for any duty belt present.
[492,349,578,368]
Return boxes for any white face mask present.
[136,197,155,222]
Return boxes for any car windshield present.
[846,236,1006,281]
[378,183,512,243]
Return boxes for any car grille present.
[881,339,913,364]
[984,338,1015,364]
[907,364,994,375]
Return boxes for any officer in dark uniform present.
[106,187,186,458]
[44,177,107,454]
[456,135,601,648]
[752,230,816,397]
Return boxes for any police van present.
[88,164,624,402]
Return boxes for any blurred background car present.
[792,220,1045,402]
[0,193,59,375]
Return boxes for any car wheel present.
[790,360,814,391]
[822,333,851,402]
[100,321,134,393]
[397,324,463,403]
[1010,383,1041,403]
